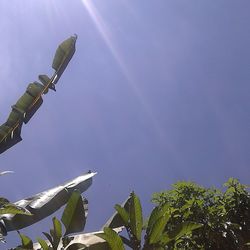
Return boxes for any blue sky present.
[0,0,250,247]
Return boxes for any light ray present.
[80,1,171,148]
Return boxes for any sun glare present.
[80,1,170,146]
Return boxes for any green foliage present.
[103,196,130,229]
[37,237,51,250]
[0,197,32,216]
[152,178,250,249]
[0,196,32,243]
[0,203,32,216]
[114,204,129,226]
[159,222,203,245]
[148,213,170,244]
[44,217,62,249]
[9,178,250,250]
[15,191,87,250]
[61,190,86,235]
[17,231,33,249]
[145,203,171,245]
[99,192,201,250]
[97,227,125,250]
[129,192,143,242]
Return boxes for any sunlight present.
[81,0,130,82]
[80,0,170,148]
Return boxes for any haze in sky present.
[0,0,249,248]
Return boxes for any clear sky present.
[0,0,250,248]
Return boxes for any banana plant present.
[0,199,32,217]
[0,172,31,217]
[15,190,87,250]
[0,196,32,243]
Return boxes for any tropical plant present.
[0,198,32,217]
[97,192,202,250]
[13,190,87,250]
[0,172,32,243]
[8,179,250,250]
[0,204,31,244]
[0,172,31,219]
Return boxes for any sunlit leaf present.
[129,192,143,241]
[18,231,33,249]
[146,203,170,236]
[37,237,50,250]
[149,213,170,244]
[0,204,32,216]
[97,227,125,250]
[53,217,62,240]
[52,217,62,248]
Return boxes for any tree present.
[152,178,250,249]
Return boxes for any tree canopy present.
[152,178,250,249]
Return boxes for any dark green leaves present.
[114,204,129,226]
[159,222,203,244]
[37,191,87,249]
[61,190,87,235]
[65,243,86,250]
[42,232,53,247]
